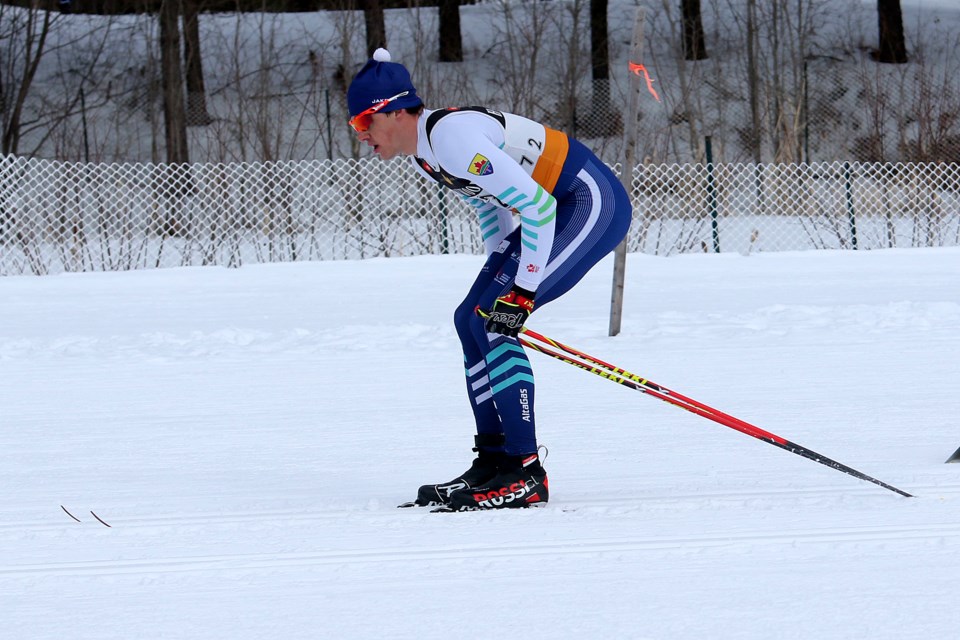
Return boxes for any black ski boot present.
[398,434,505,507]
[440,452,548,511]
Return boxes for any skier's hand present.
[480,286,535,337]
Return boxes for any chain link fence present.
[2,154,958,276]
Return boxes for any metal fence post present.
[844,161,858,250]
[706,136,720,253]
[438,185,448,254]
[325,89,333,162]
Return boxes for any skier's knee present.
[453,299,481,339]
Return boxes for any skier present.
[347,49,632,511]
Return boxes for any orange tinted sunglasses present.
[348,91,410,133]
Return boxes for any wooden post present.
[609,8,645,337]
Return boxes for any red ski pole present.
[518,327,912,498]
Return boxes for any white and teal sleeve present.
[460,195,515,256]
[496,182,556,292]
[430,130,557,291]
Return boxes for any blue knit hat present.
[347,49,422,117]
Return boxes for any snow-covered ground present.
[2,248,959,639]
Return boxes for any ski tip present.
[398,500,444,509]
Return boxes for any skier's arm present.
[432,131,556,292]
[411,156,515,258]
[460,195,516,256]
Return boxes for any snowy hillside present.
[5,0,959,163]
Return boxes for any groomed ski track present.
[3,250,959,639]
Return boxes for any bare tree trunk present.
[158,0,191,238]
[769,0,783,160]
[590,0,609,87]
[876,0,907,64]
[585,0,621,136]
[160,0,189,163]
[745,0,762,163]
[182,0,212,126]
[362,0,387,57]
[681,0,708,61]
[2,6,52,155]
[438,0,463,62]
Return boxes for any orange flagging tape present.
[628,62,661,102]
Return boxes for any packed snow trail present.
[2,249,959,639]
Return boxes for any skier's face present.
[356,111,406,160]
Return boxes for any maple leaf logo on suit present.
[467,153,494,176]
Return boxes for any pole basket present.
[947,447,960,464]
